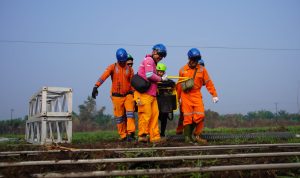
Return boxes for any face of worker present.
[157,70,165,77]
[188,58,199,69]
[126,59,133,68]
[118,61,127,67]
[152,50,164,63]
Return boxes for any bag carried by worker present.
[181,68,198,92]
[131,73,151,93]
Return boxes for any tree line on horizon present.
[1,96,300,134]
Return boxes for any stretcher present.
[168,76,190,83]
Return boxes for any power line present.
[1,40,300,51]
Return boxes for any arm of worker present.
[176,70,183,100]
[203,68,218,103]
[129,68,135,93]
[144,57,163,82]
[92,64,114,99]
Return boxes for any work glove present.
[92,86,98,99]
[212,97,219,103]
[161,75,168,81]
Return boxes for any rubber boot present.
[183,125,193,143]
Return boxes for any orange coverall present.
[178,64,217,136]
[95,63,135,139]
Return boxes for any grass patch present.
[1,125,300,145]
[72,130,119,144]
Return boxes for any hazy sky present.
[1,0,300,120]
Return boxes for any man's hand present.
[92,86,98,99]
[212,97,219,103]
[161,75,168,81]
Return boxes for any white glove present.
[161,75,168,81]
[212,97,219,103]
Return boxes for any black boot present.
[127,132,135,142]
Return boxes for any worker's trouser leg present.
[176,111,184,135]
[159,112,168,137]
[194,119,205,136]
[181,101,205,142]
[124,94,136,135]
[112,95,136,139]
[136,92,160,142]
[181,100,205,127]
[193,119,207,144]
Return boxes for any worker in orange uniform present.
[134,44,168,143]
[177,48,218,144]
[92,48,136,141]
[176,59,205,135]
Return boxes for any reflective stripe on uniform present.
[126,67,129,75]
[115,116,124,124]
[146,71,153,78]
[183,112,193,116]
[126,111,134,118]
[97,78,104,84]
[115,66,119,74]
[194,111,204,115]
[184,111,204,116]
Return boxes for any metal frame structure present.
[25,87,73,145]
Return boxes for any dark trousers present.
[159,112,169,137]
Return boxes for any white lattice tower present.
[25,87,73,145]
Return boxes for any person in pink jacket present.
[134,44,168,143]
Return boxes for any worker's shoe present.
[126,133,135,142]
[160,136,167,143]
[194,135,208,145]
[118,137,127,142]
[138,134,149,143]
[151,138,162,144]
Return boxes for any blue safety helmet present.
[187,48,201,61]
[116,48,128,62]
[152,44,167,58]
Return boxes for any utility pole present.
[10,109,14,134]
[297,81,300,114]
[274,102,278,116]
[274,102,278,125]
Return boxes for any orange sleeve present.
[95,64,114,87]
[176,69,183,100]
[203,67,218,97]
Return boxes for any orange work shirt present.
[95,63,134,95]
[178,64,217,106]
